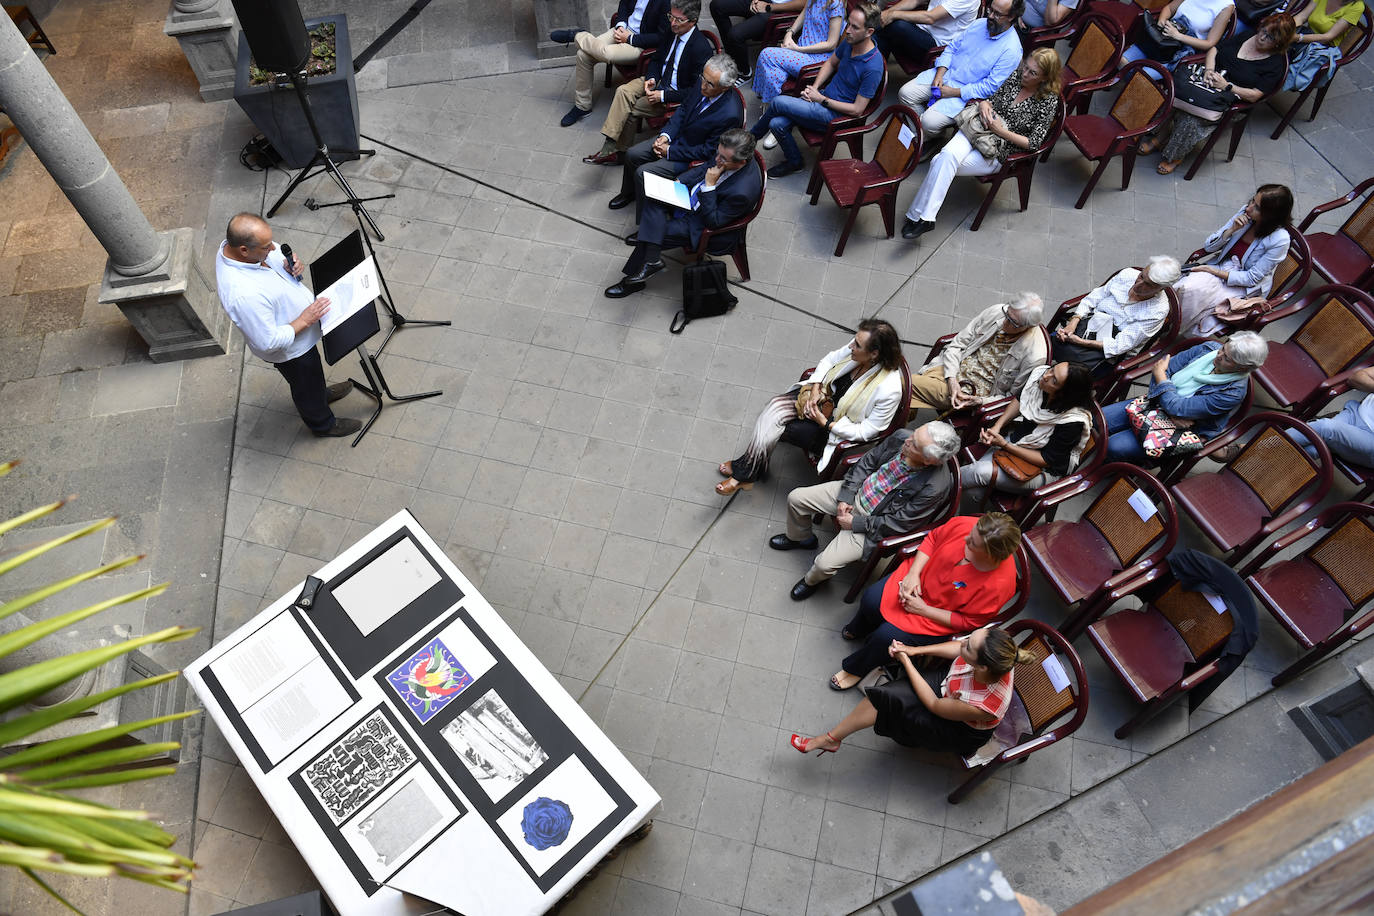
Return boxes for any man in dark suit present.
[605,128,762,298]
[609,52,744,214]
[584,0,715,164]
[550,0,672,127]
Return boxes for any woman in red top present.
[828,513,1020,691]
[792,625,1035,756]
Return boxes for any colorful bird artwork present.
[385,637,473,723]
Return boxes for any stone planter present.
[232,14,360,169]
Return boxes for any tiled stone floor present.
[2,0,1372,913]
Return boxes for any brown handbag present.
[992,449,1040,482]
[795,386,835,422]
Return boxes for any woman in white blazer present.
[716,319,904,496]
[1176,184,1294,337]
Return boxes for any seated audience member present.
[550,0,672,126]
[1242,366,1374,467]
[709,0,804,80]
[872,0,981,65]
[1051,256,1181,373]
[896,0,1025,139]
[606,128,763,298]
[828,513,1022,690]
[909,293,1048,413]
[584,1,715,165]
[791,625,1034,756]
[770,423,961,600]
[609,53,745,214]
[1286,0,1366,92]
[900,48,1061,240]
[718,320,905,495]
[1020,0,1079,29]
[753,0,847,107]
[748,2,886,179]
[1121,0,1234,68]
[960,362,1095,504]
[1102,331,1267,462]
[1176,185,1293,337]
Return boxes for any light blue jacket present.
[1147,341,1248,441]
[1199,204,1290,297]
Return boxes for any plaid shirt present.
[855,455,914,516]
[942,656,1014,729]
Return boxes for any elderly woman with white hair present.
[1051,256,1182,373]
[909,293,1048,414]
[1102,331,1268,463]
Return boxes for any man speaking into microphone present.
[216,213,361,438]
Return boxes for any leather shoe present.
[790,578,820,601]
[313,417,362,438]
[769,533,818,551]
[325,380,354,403]
[560,105,590,127]
[583,150,624,165]
[767,159,804,180]
[901,218,935,240]
[549,28,578,43]
[624,232,640,246]
[609,193,634,210]
[604,260,664,298]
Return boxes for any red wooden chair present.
[1240,502,1374,686]
[1085,565,1241,738]
[681,150,767,281]
[1249,285,1374,416]
[807,105,923,256]
[969,96,1066,231]
[1271,8,1372,139]
[795,356,914,478]
[606,47,656,89]
[1296,176,1374,291]
[796,68,889,160]
[1168,412,1333,563]
[836,456,964,602]
[1180,51,1289,181]
[1084,0,1170,45]
[1050,12,1128,141]
[949,619,1088,803]
[1022,0,1093,49]
[1183,231,1314,330]
[1020,462,1179,639]
[1061,61,1174,209]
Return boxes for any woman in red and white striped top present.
[791,626,1034,757]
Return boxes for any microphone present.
[281,244,302,282]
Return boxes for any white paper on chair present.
[1200,590,1228,614]
[333,537,442,636]
[643,172,695,210]
[1041,654,1070,692]
[898,124,916,149]
[319,255,380,334]
[1126,488,1158,522]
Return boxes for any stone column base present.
[100,228,229,362]
[164,1,240,102]
[535,0,590,64]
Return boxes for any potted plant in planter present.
[232,15,361,169]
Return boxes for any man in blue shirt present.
[216,213,360,438]
[747,1,886,179]
[897,0,1024,138]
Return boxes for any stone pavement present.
[1,1,1372,914]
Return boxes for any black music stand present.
[312,231,441,447]
[340,203,450,356]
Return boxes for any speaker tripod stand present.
[266,70,393,241]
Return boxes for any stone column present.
[536,0,590,66]
[0,15,227,361]
[165,0,241,102]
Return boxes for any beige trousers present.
[909,364,953,411]
[786,480,869,585]
[574,30,645,111]
[601,77,667,148]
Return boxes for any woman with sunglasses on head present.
[793,624,1035,756]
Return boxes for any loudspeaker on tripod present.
[230,0,310,73]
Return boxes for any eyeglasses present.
[988,7,1014,20]
[669,12,693,22]
[1258,28,1279,40]
[1001,305,1030,328]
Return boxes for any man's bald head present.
[226,213,269,250]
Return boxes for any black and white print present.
[440,690,548,802]
[303,710,416,824]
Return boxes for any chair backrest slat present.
[1311,515,1374,607]
[1339,189,1374,258]
[1084,477,1164,565]
[1294,297,1374,376]
[1154,581,1234,659]
[875,116,918,177]
[1067,21,1118,80]
[1226,426,1315,513]
[1111,71,1168,132]
[1013,633,1075,731]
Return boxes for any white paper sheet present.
[319,255,380,334]
[1200,590,1228,614]
[642,172,694,210]
[496,756,618,876]
[212,612,316,712]
[1041,654,1070,693]
[240,655,353,764]
[340,765,459,881]
[333,538,442,636]
[1126,488,1158,522]
[898,124,916,149]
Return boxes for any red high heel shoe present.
[789,732,841,756]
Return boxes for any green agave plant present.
[0,460,199,911]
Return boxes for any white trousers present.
[905,131,999,223]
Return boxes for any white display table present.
[186,510,660,915]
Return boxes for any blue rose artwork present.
[385,637,473,724]
[520,797,573,851]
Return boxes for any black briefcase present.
[670,260,737,333]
